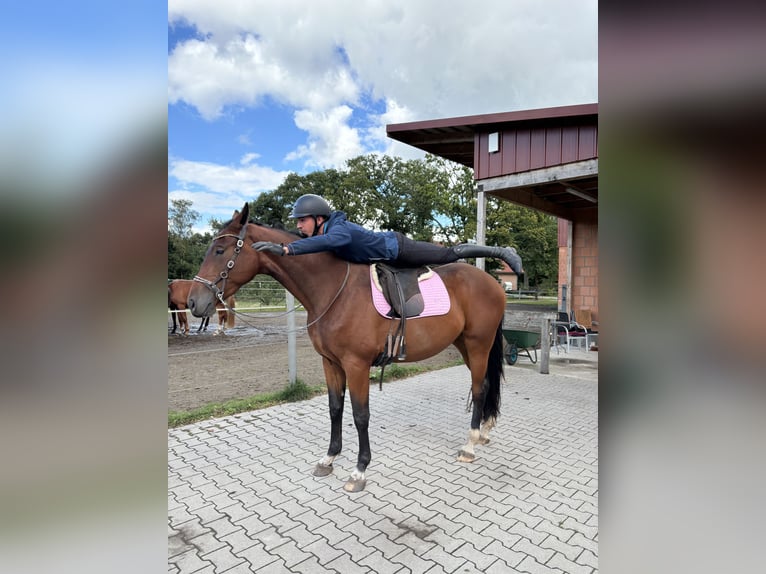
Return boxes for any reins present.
[194,223,351,332]
[217,261,350,333]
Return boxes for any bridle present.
[192,222,249,307]
[192,222,351,329]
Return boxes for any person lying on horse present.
[251,194,524,275]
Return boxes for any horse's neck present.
[250,225,349,315]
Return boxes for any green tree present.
[488,199,558,289]
[249,169,345,227]
[427,155,477,244]
[168,198,199,238]
[168,199,211,279]
[168,231,213,279]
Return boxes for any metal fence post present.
[539,317,550,374]
[286,290,297,385]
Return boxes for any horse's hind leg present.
[179,311,189,336]
[479,417,496,445]
[457,388,484,462]
[214,309,226,335]
[314,358,346,477]
[456,349,491,463]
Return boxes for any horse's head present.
[188,202,262,318]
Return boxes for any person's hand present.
[251,241,285,256]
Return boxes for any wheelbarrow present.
[501,329,541,365]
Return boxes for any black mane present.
[218,217,301,238]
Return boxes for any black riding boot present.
[453,244,523,275]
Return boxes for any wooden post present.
[539,317,550,374]
[286,290,297,385]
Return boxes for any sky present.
[168,0,598,233]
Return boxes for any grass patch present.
[168,380,325,428]
[168,359,466,428]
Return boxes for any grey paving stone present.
[234,543,279,571]
[546,552,594,574]
[168,549,212,574]
[517,555,565,574]
[169,362,598,574]
[483,538,526,569]
[575,548,597,570]
[198,545,244,572]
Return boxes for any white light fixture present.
[488,132,499,153]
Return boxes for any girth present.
[371,263,433,387]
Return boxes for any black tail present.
[482,322,505,421]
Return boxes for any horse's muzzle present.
[187,292,215,318]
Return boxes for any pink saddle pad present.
[370,266,451,318]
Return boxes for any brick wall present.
[571,221,598,321]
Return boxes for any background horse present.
[188,204,506,492]
[169,279,235,335]
[202,294,236,334]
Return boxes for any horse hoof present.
[456,450,475,463]
[313,463,333,477]
[343,479,366,493]
[478,437,490,445]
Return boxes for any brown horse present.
[187,203,506,492]
[168,279,235,335]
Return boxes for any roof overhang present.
[387,104,598,222]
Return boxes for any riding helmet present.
[289,194,332,219]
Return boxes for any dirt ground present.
[168,310,463,412]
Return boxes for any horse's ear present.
[239,202,250,226]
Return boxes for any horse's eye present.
[215,247,224,255]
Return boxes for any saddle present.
[373,263,432,318]
[371,263,434,382]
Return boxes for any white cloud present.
[240,152,260,165]
[365,98,422,160]
[284,106,363,169]
[170,155,289,194]
[168,187,246,230]
[169,0,597,163]
[168,33,358,121]
[169,154,290,229]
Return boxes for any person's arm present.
[286,223,352,255]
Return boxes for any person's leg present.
[452,244,523,274]
[394,234,523,274]
[394,235,458,266]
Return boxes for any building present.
[387,103,598,322]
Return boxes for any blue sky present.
[168,0,598,233]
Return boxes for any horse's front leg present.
[313,358,346,477]
[344,365,371,493]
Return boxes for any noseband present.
[193,223,249,306]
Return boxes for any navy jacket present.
[286,211,399,263]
